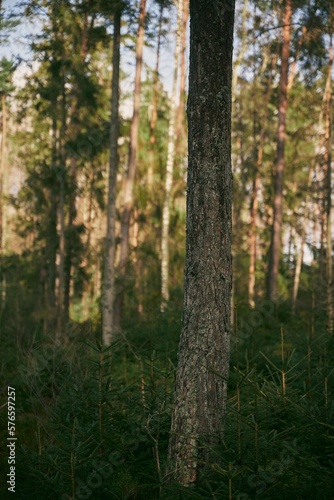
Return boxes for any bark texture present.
[267,0,292,301]
[102,8,121,346]
[168,0,235,486]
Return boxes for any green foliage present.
[1,303,334,498]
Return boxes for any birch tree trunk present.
[114,0,146,329]
[102,7,121,346]
[147,4,163,189]
[168,0,235,486]
[267,0,292,301]
[161,0,182,310]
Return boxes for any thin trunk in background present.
[64,157,76,326]
[292,219,306,313]
[325,35,333,332]
[175,0,189,154]
[102,7,121,346]
[63,8,91,325]
[248,54,276,307]
[56,79,67,338]
[161,0,182,310]
[267,0,292,301]
[114,0,146,329]
[46,114,58,330]
[147,4,163,189]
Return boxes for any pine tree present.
[168,0,235,486]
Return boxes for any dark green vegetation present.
[1,299,334,499]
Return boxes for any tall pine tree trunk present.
[102,8,121,346]
[46,113,58,330]
[63,10,91,325]
[56,80,67,337]
[168,0,235,486]
[175,0,189,154]
[267,0,292,301]
[325,35,333,332]
[114,0,146,329]
[161,0,182,310]
[248,54,275,307]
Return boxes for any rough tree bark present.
[161,0,182,310]
[114,0,146,329]
[102,7,121,346]
[267,0,292,301]
[168,0,235,486]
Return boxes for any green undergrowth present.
[0,303,333,499]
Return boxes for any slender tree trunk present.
[114,0,146,329]
[57,176,66,337]
[292,220,306,313]
[325,35,333,332]
[46,114,58,330]
[175,0,189,155]
[64,158,77,326]
[57,82,67,337]
[102,8,121,346]
[248,173,259,307]
[63,10,91,325]
[267,0,292,301]
[147,4,163,189]
[168,0,235,486]
[161,0,182,310]
[248,55,276,307]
